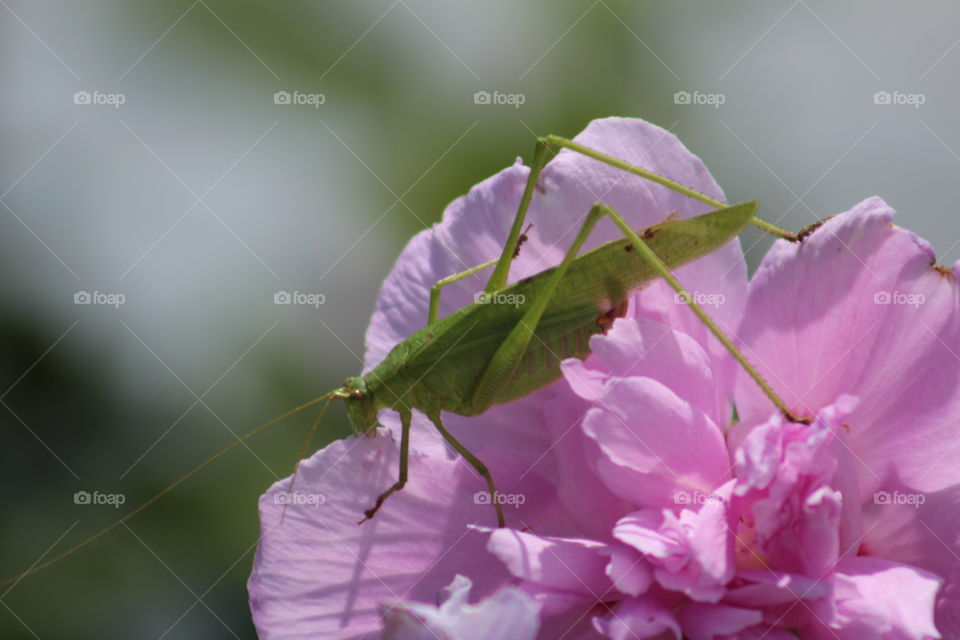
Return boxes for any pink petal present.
[614,493,735,603]
[605,546,654,597]
[677,603,761,640]
[592,597,681,640]
[736,197,960,494]
[249,436,545,639]
[805,557,942,639]
[582,377,730,508]
[734,198,960,626]
[382,575,540,640]
[574,316,721,423]
[487,528,613,617]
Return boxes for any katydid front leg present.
[359,408,412,524]
[427,259,497,326]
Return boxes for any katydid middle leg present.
[427,411,505,527]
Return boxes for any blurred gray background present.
[1,1,957,637]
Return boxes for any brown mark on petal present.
[934,263,955,278]
[597,300,629,334]
[797,216,836,242]
[841,422,852,434]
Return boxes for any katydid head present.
[338,376,379,434]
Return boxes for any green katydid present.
[0,134,803,588]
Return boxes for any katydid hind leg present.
[484,139,551,293]
[427,411,505,527]
[359,408,412,524]
[543,135,798,242]
[468,203,610,413]
[595,203,808,423]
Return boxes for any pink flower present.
[248,119,957,639]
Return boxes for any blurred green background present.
[2,1,958,637]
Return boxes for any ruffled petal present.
[593,596,681,640]
[736,197,960,494]
[249,436,548,639]
[582,376,730,508]
[382,575,540,640]
[805,557,942,639]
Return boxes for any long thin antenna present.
[0,391,337,589]
[279,396,335,524]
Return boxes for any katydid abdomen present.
[365,200,757,417]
